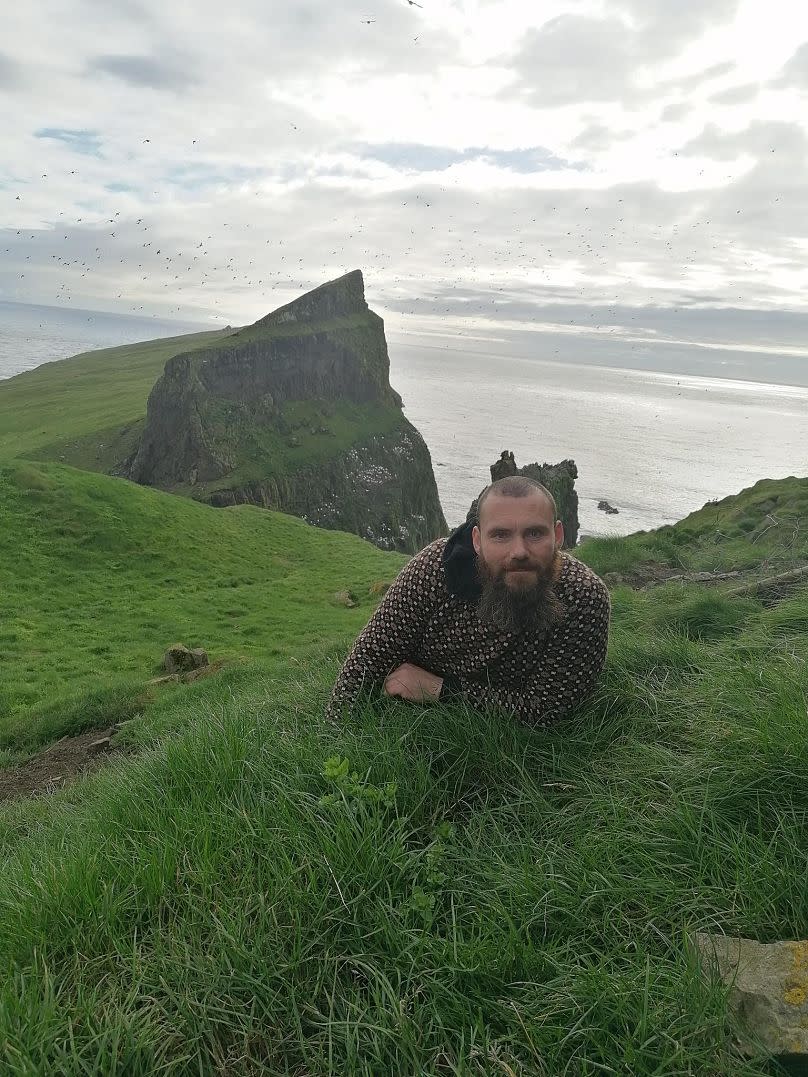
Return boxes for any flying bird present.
[406,0,423,6]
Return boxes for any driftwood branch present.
[723,564,808,600]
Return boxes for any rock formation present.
[466,454,580,548]
[120,270,447,553]
[690,931,808,1059]
[490,450,517,482]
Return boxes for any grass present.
[1,451,807,1071]
[578,475,808,577]
[0,459,406,742]
[0,592,805,1073]
[0,330,226,466]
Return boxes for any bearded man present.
[325,475,610,729]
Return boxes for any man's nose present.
[509,537,529,560]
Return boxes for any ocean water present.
[389,343,808,537]
[0,300,210,379]
[2,301,805,540]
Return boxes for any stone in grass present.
[163,643,209,675]
[689,931,808,1059]
[332,590,359,608]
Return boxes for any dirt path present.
[0,726,129,803]
[0,662,230,805]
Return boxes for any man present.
[325,475,610,729]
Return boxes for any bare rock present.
[182,665,217,683]
[490,450,518,482]
[689,931,808,1057]
[332,590,359,608]
[116,271,446,556]
[163,644,209,675]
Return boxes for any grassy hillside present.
[579,474,808,578]
[0,315,407,486]
[1,457,807,1072]
[0,460,406,757]
[0,330,227,466]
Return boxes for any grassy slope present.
[579,474,808,577]
[0,524,805,1072]
[0,459,406,755]
[0,330,225,467]
[1,395,807,1070]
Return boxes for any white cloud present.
[0,0,807,383]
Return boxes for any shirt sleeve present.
[439,575,610,730]
[325,542,444,722]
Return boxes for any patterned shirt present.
[326,520,611,729]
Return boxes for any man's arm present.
[325,543,442,721]
[439,579,610,730]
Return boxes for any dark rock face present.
[466,456,580,548]
[120,270,447,552]
[163,644,209,675]
[207,425,447,552]
[598,499,619,515]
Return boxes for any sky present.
[4,0,808,379]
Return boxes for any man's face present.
[471,492,565,633]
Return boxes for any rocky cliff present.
[121,270,447,552]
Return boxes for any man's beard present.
[475,547,566,635]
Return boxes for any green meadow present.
[0,459,406,760]
[0,334,807,1074]
[0,330,225,468]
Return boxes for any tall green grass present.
[0,603,805,1074]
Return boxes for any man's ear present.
[555,520,565,547]
[472,524,481,555]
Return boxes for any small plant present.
[319,754,397,808]
[404,820,456,927]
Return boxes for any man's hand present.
[383,662,443,702]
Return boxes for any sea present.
[2,299,806,541]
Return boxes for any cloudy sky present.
[5,0,808,380]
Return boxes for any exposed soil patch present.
[0,726,131,803]
[0,661,232,805]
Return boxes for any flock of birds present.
[2,0,787,347]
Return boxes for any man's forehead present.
[479,492,554,528]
